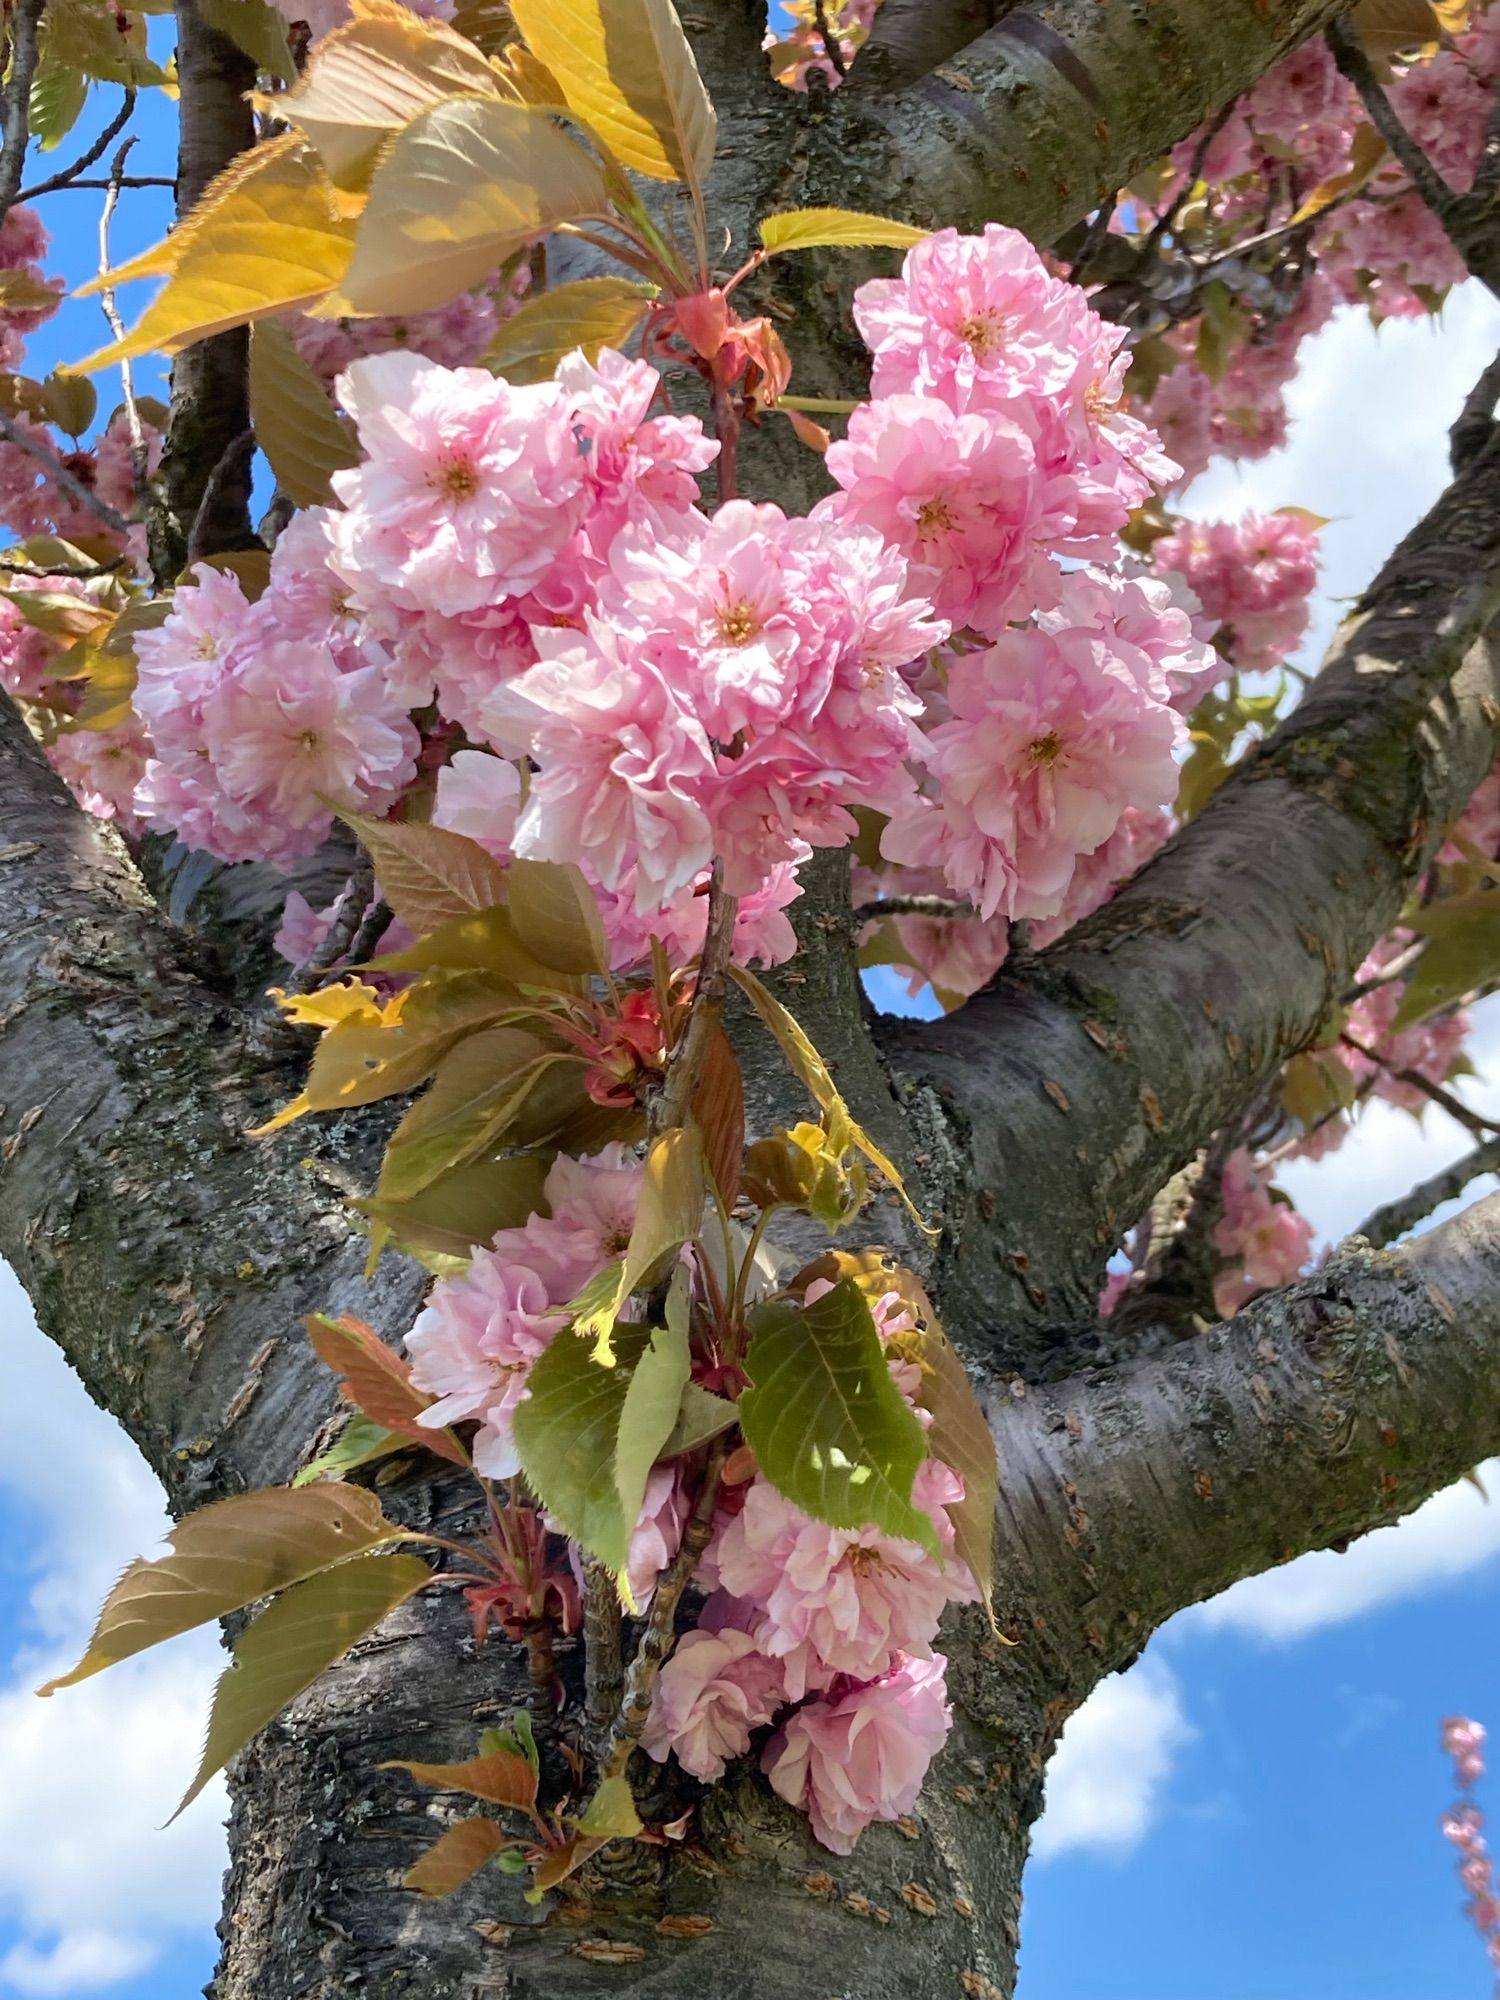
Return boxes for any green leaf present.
[28,61,88,151]
[338,811,510,936]
[336,97,611,315]
[248,319,359,508]
[38,1485,405,1693]
[484,275,657,383]
[575,1125,706,1362]
[614,1324,691,1551]
[507,0,718,187]
[571,1773,642,1839]
[404,1815,515,1896]
[384,1749,539,1811]
[46,0,170,85]
[481,1708,540,1775]
[505,858,609,974]
[512,1324,685,1575]
[1394,899,1500,1028]
[293,1414,410,1486]
[915,1320,999,1624]
[660,1380,738,1457]
[177,1552,433,1816]
[366,902,588,996]
[356,1151,551,1268]
[741,1277,936,1551]
[375,1030,562,1201]
[758,207,928,255]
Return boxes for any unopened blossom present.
[763,1652,952,1853]
[642,1625,787,1780]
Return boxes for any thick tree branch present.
[888,428,1500,1366]
[987,1192,1500,1693]
[0,694,426,1508]
[0,0,44,221]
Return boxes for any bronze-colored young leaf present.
[758,207,928,255]
[505,857,610,974]
[248,320,360,508]
[404,1815,516,1896]
[337,97,610,315]
[483,275,657,383]
[71,137,356,372]
[741,1277,936,1551]
[528,1831,605,1898]
[507,0,717,186]
[385,1749,539,1811]
[306,1313,470,1465]
[692,1025,744,1209]
[266,6,508,189]
[38,1484,404,1694]
[338,810,510,935]
[1351,0,1455,55]
[176,1552,434,1816]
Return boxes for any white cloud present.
[1187,1459,1500,1644]
[0,1264,227,1993]
[1031,1657,1194,1861]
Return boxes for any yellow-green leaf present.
[28,60,88,151]
[300,968,520,1113]
[1393,899,1500,1028]
[199,0,297,80]
[337,97,610,315]
[911,1300,999,1624]
[404,1815,515,1895]
[507,0,717,186]
[293,1414,410,1486]
[741,1276,937,1551]
[571,1773,642,1839]
[339,810,510,934]
[46,0,170,86]
[575,1125,706,1363]
[505,857,609,974]
[176,1552,433,1815]
[356,1150,551,1267]
[249,320,360,508]
[38,1485,403,1694]
[484,275,656,383]
[265,6,507,190]
[660,1379,738,1457]
[375,1029,563,1200]
[1288,122,1387,225]
[758,207,928,256]
[71,137,356,372]
[730,965,933,1236]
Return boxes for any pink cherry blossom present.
[1212,1149,1313,1316]
[642,1625,787,1781]
[763,1652,952,1853]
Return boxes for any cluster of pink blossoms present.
[765,0,879,90]
[1210,1149,1314,1316]
[1342,932,1471,1117]
[270,0,451,45]
[1152,510,1319,674]
[1441,1717,1500,1991]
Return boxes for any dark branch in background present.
[852,893,975,921]
[154,0,258,578]
[17,84,135,203]
[1340,1030,1500,1140]
[811,0,849,78]
[1356,1137,1500,1247]
[1327,16,1500,301]
[0,0,46,221]
[282,855,376,997]
[1452,347,1500,472]
[0,408,133,535]
[888,426,1500,1367]
[186,425,256,561]
[989,1193,1500,1689]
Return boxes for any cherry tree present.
[1,0,1499,1994]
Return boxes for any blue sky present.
[4,43,1500,2000]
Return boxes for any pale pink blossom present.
[763,1652,952,1853]
[1212,1149,1313,1316]
[642,1625,787,1781]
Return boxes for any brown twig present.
[1340,1032,1500,1140]
[1355,1136,1500,1248]
[0,0,46,222]
[601,1443,727,1781]
[0,408,133,537]
[853,893,977,923]
[583,1560,625,1748]
[649,859,739,1137]
[18,84,135,203]
[812,0,850,76]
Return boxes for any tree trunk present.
[9,4,1500,1998]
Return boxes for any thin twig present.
[11,174,174,192]
[1343,935,1427,1003]
[283,857,377,996]
[0,408,133,536]
[853,894,977,923]
[0,553,125,578]
[1355,1136,1500,1248]
[0,0,46,222]
[345,895,393,967]
[186,427,256,562]
[18,84,135,203]
[812,0,850,77]
[1142,96,1239,255]
[583,1561,624,1748]
[649,860,739,1137]
[97,135,151,497]
[1340,1032,1500,1140]
[601,1443,727,1781]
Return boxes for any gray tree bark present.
[2,3,1498,1997]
